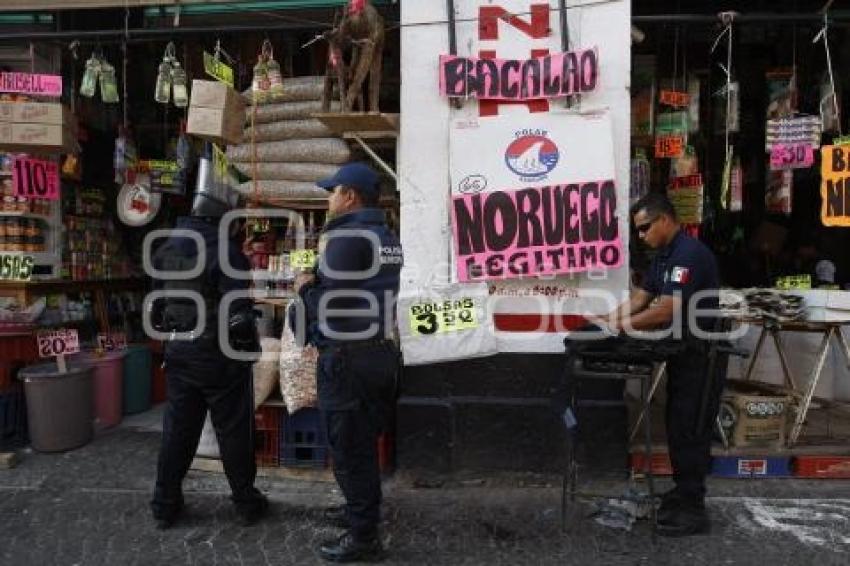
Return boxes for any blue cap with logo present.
[317,162,379,200]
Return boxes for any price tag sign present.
[409,299,479,336]
[212,144,229,183]
[0,254,34,281]
[12,157,59,200]
[37,329,80,358]
[290,249,317,269]
[97,332,127,351]
[203,52,234,87]
[659,90,690,108]
[769,144,815,170]
[655,135,685,158]
[775,274,812,290]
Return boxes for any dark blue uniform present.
[642,230,723,503]
[150,217,264,523]
[292,208,402,541]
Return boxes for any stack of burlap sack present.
[227,76,350,203]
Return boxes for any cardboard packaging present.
[791,290,850,322]
[187,80,245,145]
[0,102,74,153]
[719,383,791,448]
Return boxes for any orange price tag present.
[655,135,685,158]
[659,90,690,108]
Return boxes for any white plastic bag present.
[278,323,318,414]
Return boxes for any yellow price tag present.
[212,143,228,182]
[203,51,234,87]
[290,250,317,269]
[409,299,479,336]
[775,274,811,290]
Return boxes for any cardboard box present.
[719,385,791,448]
[790,290,850,322]
[0,102,66,125]
[187,80,245,145]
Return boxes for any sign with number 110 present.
[12,157,59,200]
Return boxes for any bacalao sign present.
[445,1,630,346]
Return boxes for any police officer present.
[291,162,401,562]
[593,192,722,537]
[149,143,267,529]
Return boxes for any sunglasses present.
[635,217,658,234]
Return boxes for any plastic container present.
[18,362,93,452]
[75,351,126,429]
[280,407,328,468]
[122,345,152,414]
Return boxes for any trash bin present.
[75,351,126,429]
[18,363,94,452]
[123,345,152,415]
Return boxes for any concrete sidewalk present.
[1,408,849,565]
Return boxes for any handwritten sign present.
[439,48,599,101]
[451,182,623,281]
[12,157,59,200]
[212,144,228,182]
[659,90,690,108]
[769,143,815,170]
[203,52,234,87]
[0,254,34,281]
[0,72,62,96]
[655,135,685,158]
[290,249,317,270]
[37,329,80,358]
[409,299,478,335]
[821,145,850,227]
[668,174,704,224]
[775,274,811,290]
[97,332,127,351]
[765,116,821,150]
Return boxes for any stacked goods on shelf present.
[61,186,132,281]
[246,211,323,294]
[228,76,349,203]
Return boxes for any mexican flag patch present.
[670,266,691,284]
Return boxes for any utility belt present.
[319,338,396,356]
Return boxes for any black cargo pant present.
[151,356,262,519]
[666,343,728,502]
[317,341,398,540]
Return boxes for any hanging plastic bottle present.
[99,57,120,103]
[80,54,100,98]
[252,54,270,102]
[262,41,284,97]
[154,58,172,104]
[114,128,127,184]
[171,60,189,108]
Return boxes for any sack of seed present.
[233,162,340,182]
[243,119,332,143]
[279,323,318,414]
[242,76,326,105]
[249,100,340,124]
[227,138,351,164]
[235,180,329,200]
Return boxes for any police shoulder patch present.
[670,266,691,284]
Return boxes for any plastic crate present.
[255,406,281,467]
[711,456,792,478]
[280,408,328,468]
[377,432,394,474]
[0,383,28,450]
[794,456,850,479]
[630,451,673,476]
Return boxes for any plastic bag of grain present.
[253,337,281,408]
[243,119,332,143]
[242,76,326,105]
[279,323,318,414]
[233,162,339,182]
[227,138,351,164]
[236,180,329,201]
[250,100,340,124]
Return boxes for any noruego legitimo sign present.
[449,112,623,282]
[439,48,598,101]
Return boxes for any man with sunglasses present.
[591,192,721,537]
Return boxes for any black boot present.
[657,487,705,524]
[233,492,269,526]
[323,505,350,529]
[318,531,385,563]
[151,497,184,530]
[657,506,710,537]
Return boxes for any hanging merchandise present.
[117,176,161,227]
[263,41,284,98]
[687,76,700,134]
[98,57,120,104]
[766,69,796,120]
[630,149,650,205]
[154,49,172,104]
[154,43,188,108]
[820,75,841,134]
[170,131,194,196]
[670,145,699,179]
[655,111,688,159]
[631,55,656,137]
[668,173,704,225]
[252,48,271,102]
[171,60,189,108]
[729,156,743,212]
[765,168,792,216]
[813,13,842,138]
[80,53,100,98]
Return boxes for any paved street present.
[1,409,849,565]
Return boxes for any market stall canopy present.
[0,0,221,10]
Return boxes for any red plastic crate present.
[794,456,850,479]
[630,452,673,476]
[255,406,281,467]
[377,432,394,474]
